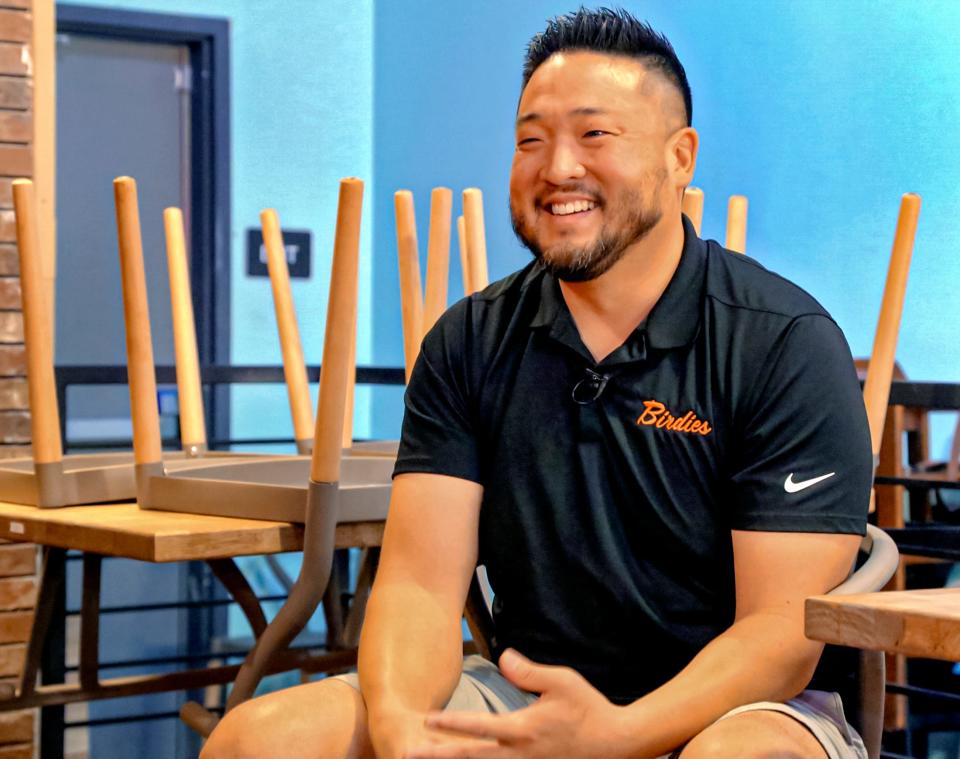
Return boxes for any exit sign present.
[246,228,312,278]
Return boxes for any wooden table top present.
[805,588,960,661]
[0,501,384,563]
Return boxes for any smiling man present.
[203,8,872,759]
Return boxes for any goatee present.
[511,188,661,282]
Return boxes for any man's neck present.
[558,214,685,363]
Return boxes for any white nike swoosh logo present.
[784,472,836,493]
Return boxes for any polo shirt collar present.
[645,214,706,350]
[529,214,706,354]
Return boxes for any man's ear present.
[667,126,699,187]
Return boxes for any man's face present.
[509,50,684,281]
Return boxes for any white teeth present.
[551,200,596,216]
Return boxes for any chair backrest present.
[833,524,899,596]
[829,524,899,759]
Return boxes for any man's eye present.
[584,130,610,138]
[517,137,541,146]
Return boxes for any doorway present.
[55,3,230,446]
[56,33,189,439]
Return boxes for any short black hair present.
[523,7,692,126]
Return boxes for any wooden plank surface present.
[0,501,384,562]
[805,588,960,661]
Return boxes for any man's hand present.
[405,649,628,759]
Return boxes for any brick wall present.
[0,2,29,451]
[0,544,35,756]
[0,1,37,756]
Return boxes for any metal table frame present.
[0,501,384,758]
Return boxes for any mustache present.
[535,184,604,208]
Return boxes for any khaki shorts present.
[334,655,867,759]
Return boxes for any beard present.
[510,183,663,282]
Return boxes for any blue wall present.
[371,0,960,450]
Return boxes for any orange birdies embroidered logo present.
[636,399,713,436]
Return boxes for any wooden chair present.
[820,528,901,759]
[0,180,250,508]
[135,178,392,737]
[260,184,454,461]
[114,175,391,518]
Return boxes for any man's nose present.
[540,142,586,184]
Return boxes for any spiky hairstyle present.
[522,7,692,126]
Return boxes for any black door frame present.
[57,3,231,442]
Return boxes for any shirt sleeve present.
[392,303,482,483]
[728,314,872,535]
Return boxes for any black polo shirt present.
[394,216,872,704]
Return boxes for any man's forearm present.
[613,613,823,757]
[357,578,465,722]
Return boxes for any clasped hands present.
[402,648,629,759]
